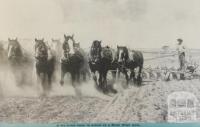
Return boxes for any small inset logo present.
[167,91,198,123]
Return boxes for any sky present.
[0,0,200,49]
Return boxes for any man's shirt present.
[176,44,186,54]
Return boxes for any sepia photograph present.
[0,0,200,126]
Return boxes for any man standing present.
[176,38,186,79]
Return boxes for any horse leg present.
[20,68,26,86]
[14,69,21,86]
[102,71,108,93]
[117,69,121,79]
[104,69,115,93]
[80,67,87,82]
[110,70,118,94]
[123,68,129,85]
[60,70,65,86]
[82,71,87,82]
[71,72,76,87]
[76,70,80,83]
[130,69,136,83]
[47,73,52,91]
[137,66,143,85]
[91,70,98,86]
[98,71,103,89]
[40,73,46,92]
[87,69,91,79]
[36,69,41,87]
[125,73,129,85]
[112,70,117,83]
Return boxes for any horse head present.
[73,42,81,53]
[116,45,129,63]
[51,38,61,51]
[73,42,80,48]
[90,40,102,62]
[63,34,76,57]
[34,38,48,60]
[7,38,23,60]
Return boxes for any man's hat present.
[177,38,183,42]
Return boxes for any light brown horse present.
[7,38,33,86]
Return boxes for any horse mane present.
[101,46,113,60]
[34,40,49,59]
[91,40,101,48]
[35,40,47,50]
[116,46,129,60]
[123,47,129,60]
[62,41,70,51]
[90,40,102,58]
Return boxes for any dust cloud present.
[0,61,111,99]
[0,39,111,99]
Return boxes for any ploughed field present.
[1,80,200,123]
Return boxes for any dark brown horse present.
[89,40,116,93]
[34,38,56,94]
[60,34,85,86]
[114,46,144,85]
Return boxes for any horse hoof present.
[60,81,64,86]
[40,92,47,98]
[103,88,109,94]
[95,85,102,92]
[110,88,118,94]
[93,76,97,81]
[136,82,141,86]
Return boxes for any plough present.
[142,62,200,81]
[143,69,197,81]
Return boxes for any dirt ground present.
[0,79,200,123]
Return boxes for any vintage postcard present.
[0,0,200,127]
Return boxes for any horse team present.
[3,34,144,95]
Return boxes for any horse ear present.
[8,38,11,41]
[64,34,67,39]
[42,38,44,42]
[35,38,38,42]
